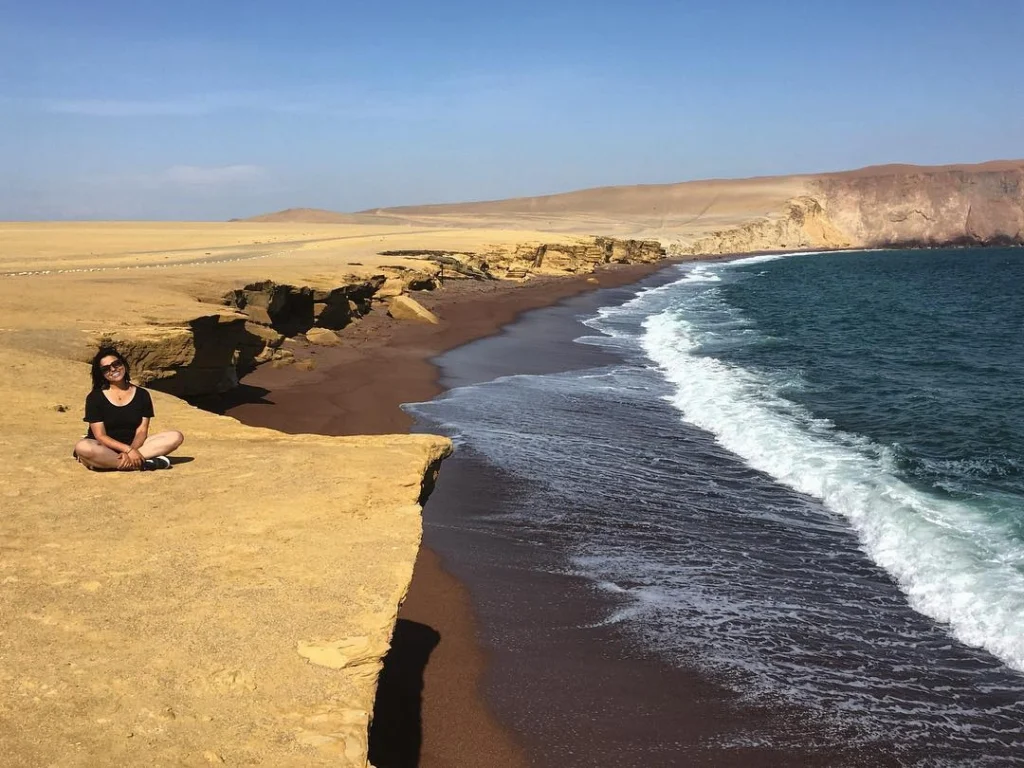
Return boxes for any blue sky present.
[3,0,1021,220]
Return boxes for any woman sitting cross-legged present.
[73,347,184,471]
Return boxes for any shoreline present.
[214,261,675,436]
[221,261,675,765]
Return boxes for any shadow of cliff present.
[186,384,274,415]
[368,619,441,768]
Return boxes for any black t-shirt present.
[83,387,155,446]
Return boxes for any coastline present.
[216,262,674,436]
[222,261,674,765]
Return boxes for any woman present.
[73,347,184,471]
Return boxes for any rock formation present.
[388,295,440,324]
[677,196,852,256]
[91,315,250,398]
[85,235,660,400]
[812,163,1024,248]
[380,236,665,279]
[677,163,1023,254]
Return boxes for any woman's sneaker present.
[142,456,172,471]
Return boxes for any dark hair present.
[90,347,131,391]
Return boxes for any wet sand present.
[219,263,669,766]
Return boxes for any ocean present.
[407,248,1024,766]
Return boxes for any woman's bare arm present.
[89,421,133,454]
[130,417,151,451]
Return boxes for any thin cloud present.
[161,164,265,186]
[46,98,214,117]
[31,70,593,121]
[85,165,269,193]
[41,91,291,117]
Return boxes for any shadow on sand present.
[187,384,274,414]
[368,619,441,767]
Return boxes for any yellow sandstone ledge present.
[1,350,450,766]
[0,224,507,767]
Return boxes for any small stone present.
[387,295,440,325]
[304,328,340,346]
[53,404,69,412]
[202,751,225,764]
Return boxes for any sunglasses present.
[100,361,125,374]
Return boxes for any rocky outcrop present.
[679,196,852,256]
[83,236,665,400]
[678,163,1024,256]
[90,315,249,397]
[388,295,440,324]
[377,251,496,281]
[375,265,440,295]
[520,236,664,272]
[383,236,666,279]
[87,276,386,398]
[223,277,385,336]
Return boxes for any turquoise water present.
[641,247,1024,670]
[719,249,1024,504]
[410,248,1024,762]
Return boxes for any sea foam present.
[638,279,1024,673]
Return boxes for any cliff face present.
[813,164,1024,248]
[679,162,1024,255]
[678,196,852,256]
[87,236,663,399]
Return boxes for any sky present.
[2,0,1022,220]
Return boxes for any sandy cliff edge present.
[0,348,451,767]
[0,224,478,767]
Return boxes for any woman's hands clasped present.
[118,448,144,470]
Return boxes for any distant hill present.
[238,160,1024,253]
[235,207,400,224]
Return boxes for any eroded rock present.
[90,314,247,398]
[305,328,340,346]
[387,295,440,324]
